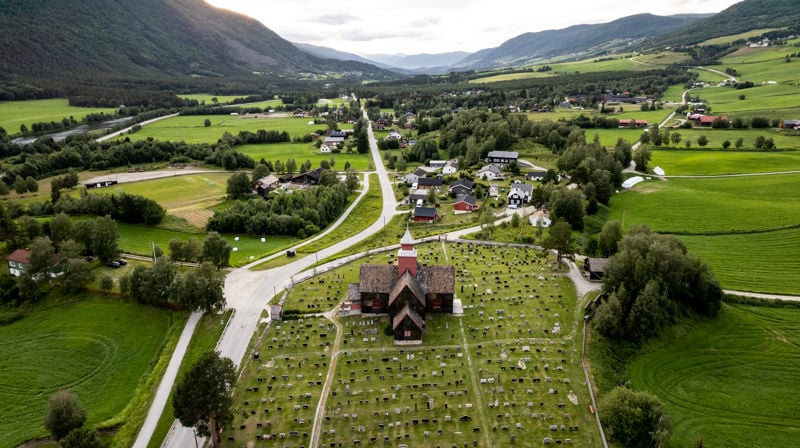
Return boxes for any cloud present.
[407,17,442,28]
[308,13,360,25]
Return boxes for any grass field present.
[469,71,555,84]
[0,295,182,447]
[231,243,601,447]
[691,83,800,121]
[699,29,779,46]
[628,304,800,448]
[237,143,372,171]
[179,94,250,104]
[0,99,118,134]
[650,149,800,175]
[653,128,800,151]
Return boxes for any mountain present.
[0,0,395,82]
[644,0,800,49]
[294,43,400,71]
[453,13,708,70]
[364,52,471,70]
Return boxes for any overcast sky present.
[205,0,742,56]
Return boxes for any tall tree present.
[44,390,86,441]
[600,386,671,448]
[226,172,252,200]
[598,220,623,257]
[545,219,573,268]
[91,216,119,262]
[50,212,74,247]
[203,232,231,269]
[175,262,226,313]
[173,352,236,448]
[27,236,57,279]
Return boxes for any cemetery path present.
[309,309,344,448]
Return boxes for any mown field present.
[0,295,183,447]
[179,94,250,104]
[650,149,800,176]
[699,28,778,46]
[0,99,118,134]
[692,83,800,122]
[628,304,800,448]
[237,142,372,171]
[608,174,800,294]
[232,243,601,447]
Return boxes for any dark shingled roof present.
[359,265,396,292]
[420,265,455,294]
[388,271,427,308]
[585,258,610,273]
[418,177,443,187]
[414,207,438,218]
[392,304,426,332]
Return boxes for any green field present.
[628,304,800,447]
[237,143,372,171]
[653,128,800,151]
[0,99,118,134]
[699,29,779,46]
[651,149,800,175]
[119,115,345,144]
[469,71,555,84]
[232,243,602,447]
[692,83,800,121]
[0,295,182,447]
[179,94,250,104]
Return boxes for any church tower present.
[397,227,418,278]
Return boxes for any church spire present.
[397,226,417,277]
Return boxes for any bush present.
[600,386,671,448]
[100,275,114,291]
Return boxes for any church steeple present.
[397,226,418,277]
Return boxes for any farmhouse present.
[526,171,546,182]
[350,229,455,342]
[442,160,458,175]
[486,150,519,166]
[584,257,610,281]
[407,192,428,206]
[780,119,800,129]
[412,207,439,223]
[287,167,325,185]
[429,160,447,169]
[618,119,648,128]
[507,182,533,208]
[6,249,31,277]
[453,194,478,214]
[448,179,474,196]
[319,143,333,153]
[253,174,280,198]
[477,165,504,181]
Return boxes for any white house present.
[507,182,533,208]
[405,167,428,185]
[387,131,403,140]
[529,209,552,228]
[443,160,458,175]
[477,165,504,181]
[320,144,333,153]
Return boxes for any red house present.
[453,194,478,214]
[412,207,439,223]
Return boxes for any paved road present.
[96,113,179,142]
[154,105,399,448]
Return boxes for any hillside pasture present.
[693,83,800,120]
[629,52,692,67]
[628,305,800,447]
[650,149,800,176]
[0,295,181,447]
[179,94,249,104]
[0,99,118,134]
[469,71,555,84]
[698,28,779,46]
[712,48,800,85]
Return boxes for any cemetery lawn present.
[628,304,800,448]
[0,99,118,133]
[231,243,602,447]
[0,294,184,447]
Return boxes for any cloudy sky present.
[205,0,742,56]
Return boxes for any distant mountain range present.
[0,0,795,85]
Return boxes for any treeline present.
[207,183,351,238]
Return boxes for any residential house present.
[780,119,800,129]
[477,165,504,181]
[319,143,333,153]
[288,167,325,185]
[486,150,519,166]
[489,184,499,198]
[387,131,403,140]
[448,179,474,196]
[407,193,427,206]
[507,182,533,208]
[253,174,280,198]
[350,229,454,342]
[529,209,552,228]
[453,194,479,214]
[416,177,443,191]
[618,119,648,128]
[429,160,447,169]
[405,167,428,185]
[323,136,345,148]
[412,207,439,223]
[442,160,458,175]
[7,249,30,277]
[526,171,546,182]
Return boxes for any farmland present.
[0,98,118,133]
[628,304,800,448]
[0,295,184,447]
[237,142,372,171]
[650,149,800,176]
[230,243,601,447]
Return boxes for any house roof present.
[449,179,475,191]
[254,174,279,187]
[392,304,426,332]
[526,171,546,180]
[414,207,438,218]
[454,194,477,206]
[420,265,455,294]
[699,115,727,124]
[511,182,533,195]
[388,271,427,308]
[418,178,443,187]
[359,265,396,292]
[487,150,519,159]
[478,165,501,174]
[585,258,610,274]
[6,249,30,264]
[409,193,427,202]
[411,168,428,177]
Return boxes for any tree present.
[204,118,212,127]
[670,132,681,146]
[175,262,226,312]
[60,427,107,448]
[598,220,623,257]
[251,164,269,183]
[426,187,437,205]
[14,175,28,195]
[357,131,369,154]
[91,216,119,263]
[722,140,731,149]
[697,135,709,147]
[226,172,252,200]
[549,188,584,231]
[203,232,231,269]
[545,219,573,268]
[633,146,651,173]
[50,213,74,247]
[735,137,744,149]
[600,386,671,448]
[344,169,360,193]
[27,236,57,279]
[184,238,202,263]
[44,390,86,440]
[169,238,186,261]
[26,176,39,193]
[61,258,95,293]
[173,352,236,448]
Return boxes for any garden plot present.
[231,243,600,446]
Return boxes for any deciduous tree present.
[175,262,226,313]
[203,232,231,269]
[44,390,86,441]
[600,386,671,448]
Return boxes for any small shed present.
[584,258,610,281]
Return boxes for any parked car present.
[106,261,120,268]
[117,259,128,266]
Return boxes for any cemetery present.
[230,241,602,446]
